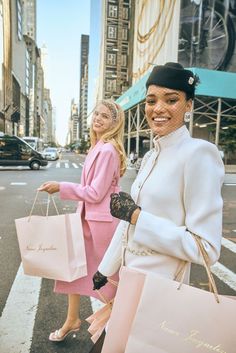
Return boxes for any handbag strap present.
[28,190,59,221]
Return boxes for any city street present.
[0,152,236,353]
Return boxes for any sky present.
[37,0,90,145]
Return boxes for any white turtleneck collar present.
[153,125,190,150]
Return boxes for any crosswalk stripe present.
[46,162,81,169]
[0,264,41,352]
[222,237,236,253]
[211,262,236,291]
[72,163,79,168]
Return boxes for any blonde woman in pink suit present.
[38,99,126,342]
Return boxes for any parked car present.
[42,147,59,161]
[0,133,48,170]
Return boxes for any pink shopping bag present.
[101,267,146,353]
[125,272,236,353]
[15,212,87,281]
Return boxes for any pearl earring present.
[184,112,192,123]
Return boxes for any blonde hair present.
[90,99,127,177]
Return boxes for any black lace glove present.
[110,191,140,223]
[93,271,108,290]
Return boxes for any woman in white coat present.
[93,62,224,290]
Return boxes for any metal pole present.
[215,98,221,146]
[136,104,140,156]
[127,110,131,157]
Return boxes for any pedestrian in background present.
[38,99,126,342]
[129,151,135,166]
[93,63,224,348]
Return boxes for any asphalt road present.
[0,152,235,353]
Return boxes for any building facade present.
[115,0,236,162]
[0,0,54,145]
[43,88,53,143]
[97,0,134,101]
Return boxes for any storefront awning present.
[116,68,236,111]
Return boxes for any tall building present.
[87,0,103,124]
[79,34,89,140]
[72,99,79,143]
[22,0,39,136]
[97,0,134,101]
[22,0,36,40]
[43,88,53,143]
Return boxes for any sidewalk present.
[225,165,236,174]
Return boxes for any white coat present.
[98,125,225,283]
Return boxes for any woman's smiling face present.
[92,103,113,139]
[145,85,192,137]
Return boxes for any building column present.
[136,104,140,156]
[127,109,131,157]
[189,100,194,136]
[215,98,222,146]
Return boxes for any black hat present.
[146,62,198,98]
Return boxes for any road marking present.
[222,237,236,253]
[46,162,52,168]
[72,163,79,168]
[0,186,5,190]
[65,163,69,168]
[211,262,236,291]
[10,182,27,185]
[0,264,41,352]
[79,163,84,168]
[56,162,60,168]
[224,183,236,186]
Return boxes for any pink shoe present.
[49,326,81,342]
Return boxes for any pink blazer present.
[59,140,120,223]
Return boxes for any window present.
[123,7,129,20]
[107,26,117,39]
[121,54,127,67]
[121,28,128,41]
[107,53,116,65]
[106,79,117,92]
[108,5,118,18]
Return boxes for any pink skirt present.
[54,217,119,302]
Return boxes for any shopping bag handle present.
[95,278,118,304]
[176,233,220,303]
[28,190,59,221]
